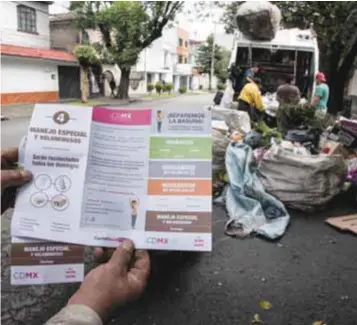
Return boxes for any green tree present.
[73,44,99,103]
[195,35,231,89]
[70,1,183,99]
[215,48,231,84]
[220,1,357,114]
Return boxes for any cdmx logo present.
[145,237,169,245]
[13,272,39,280]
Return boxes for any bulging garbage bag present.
[212,106,251,134]
[212,128,230,175]
[258,144,347,211]
[212,106,251,176]
[236,1,282,41]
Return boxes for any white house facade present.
[132,26,195,93]
[86,25,197,95]
[1,1,79,105]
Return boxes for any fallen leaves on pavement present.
[259,300,273,310]
[252,313,262,324]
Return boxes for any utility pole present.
[144,48,147,89]
[210,23,216,91]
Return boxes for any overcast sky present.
[49,1,228,42]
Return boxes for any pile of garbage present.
[211,105,355,239]
[263,93,308,119]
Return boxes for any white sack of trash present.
[236,1,282,41]
[258,144,347,212]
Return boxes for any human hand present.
[1,148,32,191]
[1,148,32,214]
[68,240,150,321]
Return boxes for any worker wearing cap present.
[312,72,330,114]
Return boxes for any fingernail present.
[20,170,32,180]
[122,240,134,252]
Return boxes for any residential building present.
[133,26,193,93]
[189,38,218,90]
[50,14,123,97]
[0,1,79,105]
[50,14,196,95]
[174,27,192,90]
[50,13,106,97]
[187,32,235,90]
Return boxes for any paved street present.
[2,94,357,325]
[1,94,211,148]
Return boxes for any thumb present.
[107,240,134,275]
[1,169,32,190]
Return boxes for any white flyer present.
[10,136,85,286]
[11,104,212,251]
[11,237,85,286]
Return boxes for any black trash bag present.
[213,91,224,105]
[284,127,321,154]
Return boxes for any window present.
[178,55,184,64]
[184,57,188,64]
[184,41,188,48]
[179,38,183,47]
[17,5,37,33]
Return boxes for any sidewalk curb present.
[1,93,210,121]
[1,98,143,121]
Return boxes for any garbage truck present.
[220,27,320,110]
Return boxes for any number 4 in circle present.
[53,111,70,125]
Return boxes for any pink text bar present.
[93,107,152,125]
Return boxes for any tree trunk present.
[117,67,131,99]
[208,73,212,91]
[91,64,104,96]
[326,49,343,116]
[80,66,89,103]
[328,73,346,115]
[326,39,357,115]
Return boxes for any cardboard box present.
[326,214,357,235]
[322,140,348,157]
[328,123,357,149]
[340,118,357,136]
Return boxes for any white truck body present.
[221,28,319,109]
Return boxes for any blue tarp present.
[225,142,290,239]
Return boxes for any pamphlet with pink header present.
[11,104,212,252]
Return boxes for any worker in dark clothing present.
[276,75,301,106]
[243,63,260,84]
[110,80,116,98]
